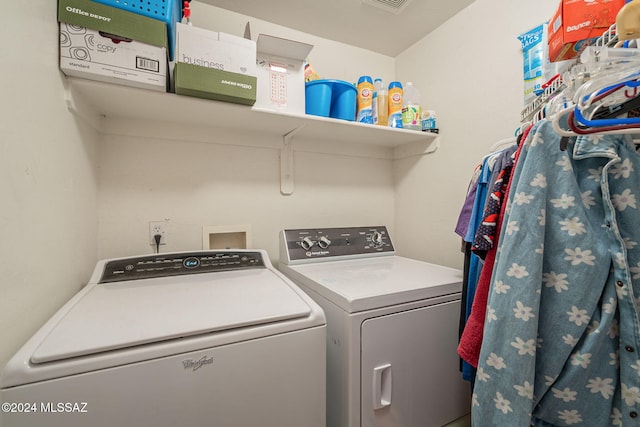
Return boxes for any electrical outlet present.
[149,221,168,246]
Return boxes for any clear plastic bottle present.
[374,79,389,126]
[401,82,422,131]
[372,78,381,125]
[388,81,403,128]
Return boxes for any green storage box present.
[174,62,257,106]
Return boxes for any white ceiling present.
[196,0,476,57]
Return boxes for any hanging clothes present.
[458,128,530,369]
[455,161,485,382]
[455,143,519,383]
[472,120,640,426]
[457,149,509,381]
[472,144,519,259]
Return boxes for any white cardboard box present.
[174,23,257,76]
[59,23,167,92]
[173,23,257,105]
[255,35,313,114]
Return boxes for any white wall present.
[393,0,559,268]
[96,3,397,263]
[0,3,99,369]
[97,131,395,261]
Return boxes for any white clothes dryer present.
[1,250,326,427]
[279,226,470,427]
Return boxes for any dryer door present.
[360,299,470,427]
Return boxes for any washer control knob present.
[370,231,383,248]
[300,237,316,250]
[317,236,332,249]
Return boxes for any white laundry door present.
[360,299,470,427]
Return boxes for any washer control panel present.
[282,226,395,262]
[99,251,265,283]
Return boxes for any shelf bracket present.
[63,78,102,130]
[393,137,440,159]
[280,126,305,195]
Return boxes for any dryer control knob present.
[370,231,383,247]
[300,237,316,250]
[318,236,332,249]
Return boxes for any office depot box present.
[59,23,167,91]
[173,23,257,105]
[255,34,314,114]
[548,0,624,62]
[58,0,167,48]
[58,0,168,91]
[90,0,181,60]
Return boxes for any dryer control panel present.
[281,226,395,263]
[99,251,265,283]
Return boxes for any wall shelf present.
[64,77,439,194]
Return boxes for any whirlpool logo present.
[182,355,213,372]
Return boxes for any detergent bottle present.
[388,81,403,128]
[374,78,388,126]
[356,76,374,124]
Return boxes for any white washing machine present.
[1,250,326,427]
[279,226,470,427]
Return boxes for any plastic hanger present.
[574,98,640,127]
[552,81,640,149]
[590,90,640,120]
[488,137,517,152]
[544,64,590,124]
[555,109,640,151]
[577,76,637,117]
[515,122,531,136]
[550,75,632,137]
[568,110,640,135]
[552,106,578,137]
[569,45,640,114]
[535,15,640,146]
[574,68,640,112]
[573,78,640,127]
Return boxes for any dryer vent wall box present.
[279,226,471,427]
[203,224,252,249]
[1,250,326,427]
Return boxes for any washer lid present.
[286,256,463,313]
[31,269,311,364]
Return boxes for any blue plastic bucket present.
[305,80,333,117]
[331,81,357,121]
[305,80,356,121]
